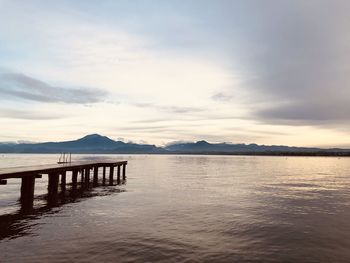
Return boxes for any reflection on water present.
[1,154,350,262]
[0,174,126,240]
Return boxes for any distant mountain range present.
[0,134,349,156]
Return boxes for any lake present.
[1,154,350,262]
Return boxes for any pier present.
[0,161,127,212]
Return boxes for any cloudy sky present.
[0,0,349,147]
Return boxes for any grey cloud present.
[0,71,107,104]
[104,0,350,127]
[211,92,234,102]
[133,103,203,113]
[0,108,64,120]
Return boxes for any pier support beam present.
[102,166,106,185]
[109,166,114,186]
[117,165,121,183]
[122,164,126,180]
[20,175,36,211]
[93,166,99,187]
[48,173,59,205]
[80,169,85,186]
[61,171,66,192]
[72,170,78,191]
[0,179,7,185]
[85,168,90,187]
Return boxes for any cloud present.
[0,108,64,120]
[133,103,203,113]
[0,71,107,104]
[222,1,350,126]
[211,92,234,102]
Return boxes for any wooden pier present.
[0,161,127,211]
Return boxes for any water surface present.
[1,154,350,262]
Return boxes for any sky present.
[0,0,350,147]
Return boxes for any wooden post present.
[122,164,126,180]
[85,168,90,187]
[72,170,78,191]
[0,179,7,185]
[117,165,121,183]
[102,166,106,185]
[93,166,99,186]
[109,166,114,186]
[61,171,66,191]
[48,173,59,204]
[81,169,85,185]
[20,175,36,211]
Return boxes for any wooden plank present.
[0,161,127,179]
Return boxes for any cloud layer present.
[0,0,349,147]
[0,71,107,104]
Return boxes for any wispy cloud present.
[0,70,107,104]
[133,103,203,113]
[0,108,64,120]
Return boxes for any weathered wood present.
[35,174,42,178]
[20,176,35,201]
[109,166,114,186]
[0,161,128,179]
[122,164,126,180]
[117,165,121,182]
[0,179,7,185]
[61,171,67,191]
[93,166,99,186]
[47,173,59,205]
[72,170,78,191]
[102,166,106,185]
[81,169,85,184]
[20,175,36,211]
[48,173,59,195]
[85,168,90,187]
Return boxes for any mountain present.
[0,134,165,154]
[0,135,348,155]
[165,140,350,155]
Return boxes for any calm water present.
[1,154,350,262]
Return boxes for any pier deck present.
[0,161,128,212]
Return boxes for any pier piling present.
[122,164,126,180]
[0,161,127,211]
[102,166,106,185]
[72,170,78,191]
[61,171,66,191]
[109,166,114,185]
[0,179,7,185]
[20,175,36,209]
[93,166,99,186]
